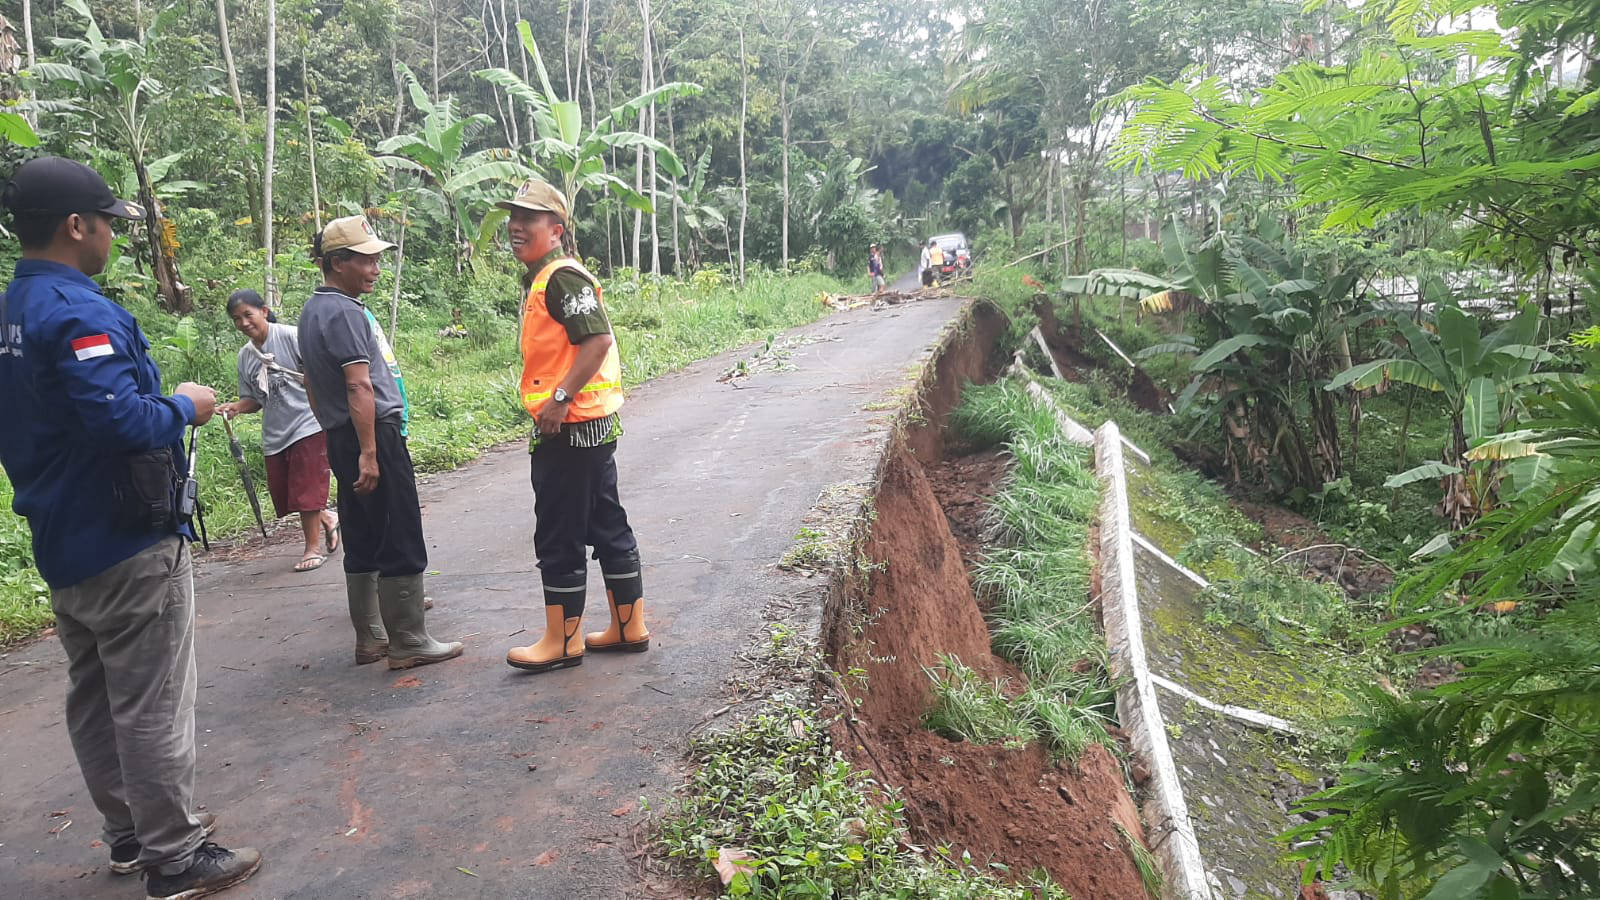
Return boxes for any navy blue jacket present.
[0,259,196,588]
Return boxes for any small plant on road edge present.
[658,698,1068,898]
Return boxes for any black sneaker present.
[143,841,261,900]
[109,812,218,876]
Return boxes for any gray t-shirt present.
[297,287,408,432]
[236,323,322,455]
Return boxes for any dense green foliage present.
[1097,0,1600,895]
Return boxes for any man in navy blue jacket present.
[0,157,261,898]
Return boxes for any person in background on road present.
[922,239,946,288]
[297,215,463,670]
[868,243,886,294]
[0,157,262,898]
[217,289,340,573]
[498,179,651,675]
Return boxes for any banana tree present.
[657,147,726,270]
[0,109,38,146]
[375,62,531,273]
[1129,218,1364,493]
[32,0,190,312]
[1293,364,1600,900]
[474,21,699,247]
[1327,305,1551,526]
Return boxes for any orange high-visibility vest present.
[928,245,945,265]
[519,257,624,423]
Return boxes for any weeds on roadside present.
[948,381,1117,759]
[658,699,1069,899]
[1115,822,1164,899]
[923,656,1036,747]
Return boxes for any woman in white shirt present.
[216,289,340,571]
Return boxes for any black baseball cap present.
[2,157,146,220]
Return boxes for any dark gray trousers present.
[50,536,205,875]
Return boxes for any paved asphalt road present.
[0,297,967,899]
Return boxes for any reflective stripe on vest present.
[519,257,624,423]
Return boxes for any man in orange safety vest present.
[499,179,651,674]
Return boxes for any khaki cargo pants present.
[50,536,206,876]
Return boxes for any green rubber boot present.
[346,571,388,665]
[377,574,464,669]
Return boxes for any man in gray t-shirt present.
[297,215,460,670]
[297,289,408,433]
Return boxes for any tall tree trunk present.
[780,72,791,270]
[737,22,749,283]
[214,0,262,229]
[482,0,514,146]
[642,0,659,273]
[390,26,403,137]
[577,0,591,112]
[136,159,190,314]
[1057,159,1071,278]
[517,0,533,140]
[1044,154,1054,243]
[631,0,650,272]
[22,0,35,126]
[430,0,440,97]
[647,114,660,273]
[563,0,574,98]
[499,0,518,146]
[1072,170,1091,272]
[215,0,245,120]
[582,3,605,268]
[264,0,278,303]
[303,45,321,232]
[665,89,681,274]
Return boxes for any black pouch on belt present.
[118,448,180,532]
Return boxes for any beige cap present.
[321,215,396,255]
[496,179,568,221]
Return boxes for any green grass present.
[0,478,51,644]
[948,380,1117,758]
[923,655,1038,747]
[0,268,846,644]
[658,698,1069,899]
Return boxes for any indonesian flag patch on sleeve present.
[71,334,114,361]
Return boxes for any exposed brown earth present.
[824,302,1153,899]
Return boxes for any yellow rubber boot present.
[506,605,585,673]
[585,590,650,653]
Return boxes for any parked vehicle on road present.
[928,232,972,282]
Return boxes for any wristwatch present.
[551,387,571,404]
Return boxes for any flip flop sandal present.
[323,521,342,555]
[294,554,328,573]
